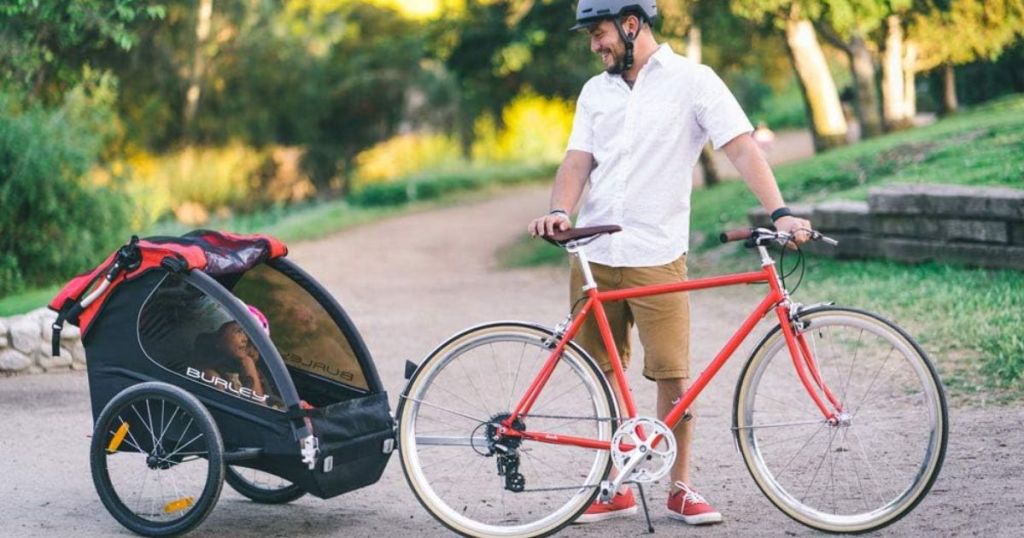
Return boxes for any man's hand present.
[774,215,812,246]
[528,212,572,237]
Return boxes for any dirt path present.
[2,185,1020,537]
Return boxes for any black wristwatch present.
[770,206,793,222]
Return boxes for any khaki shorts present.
[569,255,690,381]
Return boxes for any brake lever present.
[810,231,840,246]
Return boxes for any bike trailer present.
[49,231,394,535]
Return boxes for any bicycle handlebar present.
[718,227,839,247]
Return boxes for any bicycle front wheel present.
[734,307,948,533]
[397,322,617,537]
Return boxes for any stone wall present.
[748,184,1024,270]
[0,307,86,375]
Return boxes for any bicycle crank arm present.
[600,448,649,502]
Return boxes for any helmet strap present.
[612,17,636,72]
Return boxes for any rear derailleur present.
[476,413,526,492]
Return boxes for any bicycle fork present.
[780,303,845,423]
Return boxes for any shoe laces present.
[672,481,708,505]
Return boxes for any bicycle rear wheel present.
[397,322,616,537]
[734,307,947,533]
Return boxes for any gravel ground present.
[2,185,1021,537]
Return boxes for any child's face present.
[220,322,254,357]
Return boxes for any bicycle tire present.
[90,382,225,537]
[733,307,948,533]
[397,322,617,537]
[225,465,306,504]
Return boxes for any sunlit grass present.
[0,286,59,317]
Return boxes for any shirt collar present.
[649,43,673,66]
[601,43,673,84]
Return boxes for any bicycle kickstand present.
[635,482,655,533]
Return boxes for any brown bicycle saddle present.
[542,225,622,247]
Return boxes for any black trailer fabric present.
[69,230,394,500]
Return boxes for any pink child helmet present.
[246,304,270,335]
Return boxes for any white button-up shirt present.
[566,44,753,267]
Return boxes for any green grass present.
[0,285,59,317]
[717,252,1024,402]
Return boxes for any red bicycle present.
[397,226,948,537]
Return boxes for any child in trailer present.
[191,304,279,407]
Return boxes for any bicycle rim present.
[735,308,947,533]
[399,323,615,537]
[92,384,223,536]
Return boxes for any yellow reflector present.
[107,422,130,453]
[164,497,194,513]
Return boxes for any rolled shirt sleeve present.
[694,65,754,150]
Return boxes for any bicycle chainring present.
[611,417,677,484]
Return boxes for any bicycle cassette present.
[610,417,677,483]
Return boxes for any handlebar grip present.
[719,228,754,243]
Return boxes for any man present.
[527,0,812,526]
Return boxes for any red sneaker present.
[666,482,722,525]
[575,489,638,523]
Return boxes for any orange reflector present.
[164,497,194,513]
[107,422,130,453]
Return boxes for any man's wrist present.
[770,206,793,222]
[548,209,570,219]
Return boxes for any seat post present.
[567,242,598,291]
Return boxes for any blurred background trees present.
[1,0,1022,294]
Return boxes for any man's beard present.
[604,51,627,75]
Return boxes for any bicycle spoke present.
[733,418,827,430]
[131,403,158,452]
[800,428,837,504]
[851,345,897,419]
[767,419,827,482]
[429,377,496,418]
[404,395,490,425]
[155,405,182,449]
[457,346,496,419]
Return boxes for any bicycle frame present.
[501,241,844,452]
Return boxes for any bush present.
[0,79,131,293]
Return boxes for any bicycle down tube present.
[502,249,842,450]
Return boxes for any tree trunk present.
[687,25,702,64]
[784,18,848,152]
[941,63,959,115]
[881,15,912,131]
[183,0,214,138]
[699,144,720,187]
[848,35,884,138]
[903,41,918,122]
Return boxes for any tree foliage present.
[911,0,1024,71]
[0,76,131,293]
[0,0,165,103]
